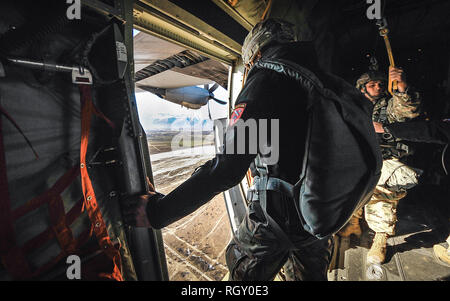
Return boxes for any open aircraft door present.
[0,0,170,281]
[131,0,259,234]
[0,0,254,281]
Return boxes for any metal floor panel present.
[329,184,450,281]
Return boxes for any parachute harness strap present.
[241,51,261,185]
[78,84,122,281]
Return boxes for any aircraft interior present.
[0,0,448,282]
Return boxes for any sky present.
[135,86,229,131]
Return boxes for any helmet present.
[356,71,387,91]
[242,18,297,66]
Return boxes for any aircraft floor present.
[329,183,450,281]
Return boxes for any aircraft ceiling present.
[132,0,450,106]
[133,0,450,81]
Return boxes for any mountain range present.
[144,113,214,132]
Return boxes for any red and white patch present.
[229,103,247,126]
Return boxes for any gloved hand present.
[122,178,165,227]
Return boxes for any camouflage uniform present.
[365,87,421,235]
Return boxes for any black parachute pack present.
[249,58,383,239]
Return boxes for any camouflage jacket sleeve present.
[386,88,421,123]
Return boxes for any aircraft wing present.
[133,32,229,92]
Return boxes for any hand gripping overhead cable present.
[376,17,398,96]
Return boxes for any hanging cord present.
[241,67,249,89]
[241,63,253,189]
[383,29,397,95]
[242,51,262,88]
[374,0,398,95]
[0,103,38,159]
[240,0,267,184]
[442,144,449,175]
[377,17,398,96]
[260,0,273,22]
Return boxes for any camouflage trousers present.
[360,158,419,235]
[225,201,333,281]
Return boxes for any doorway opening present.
[133,29,231,280]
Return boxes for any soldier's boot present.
[367,232,388,264]
[338,216,362,238]
[433,244,450,265]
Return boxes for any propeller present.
[204,83,227,105]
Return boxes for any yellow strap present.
[382,32,398,95]
[260,0,272,21]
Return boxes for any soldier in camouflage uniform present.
[376,119,450,266]
[338,68,421,265]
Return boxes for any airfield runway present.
[149,144,232,281]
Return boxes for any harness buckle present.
[72,67,93,85]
